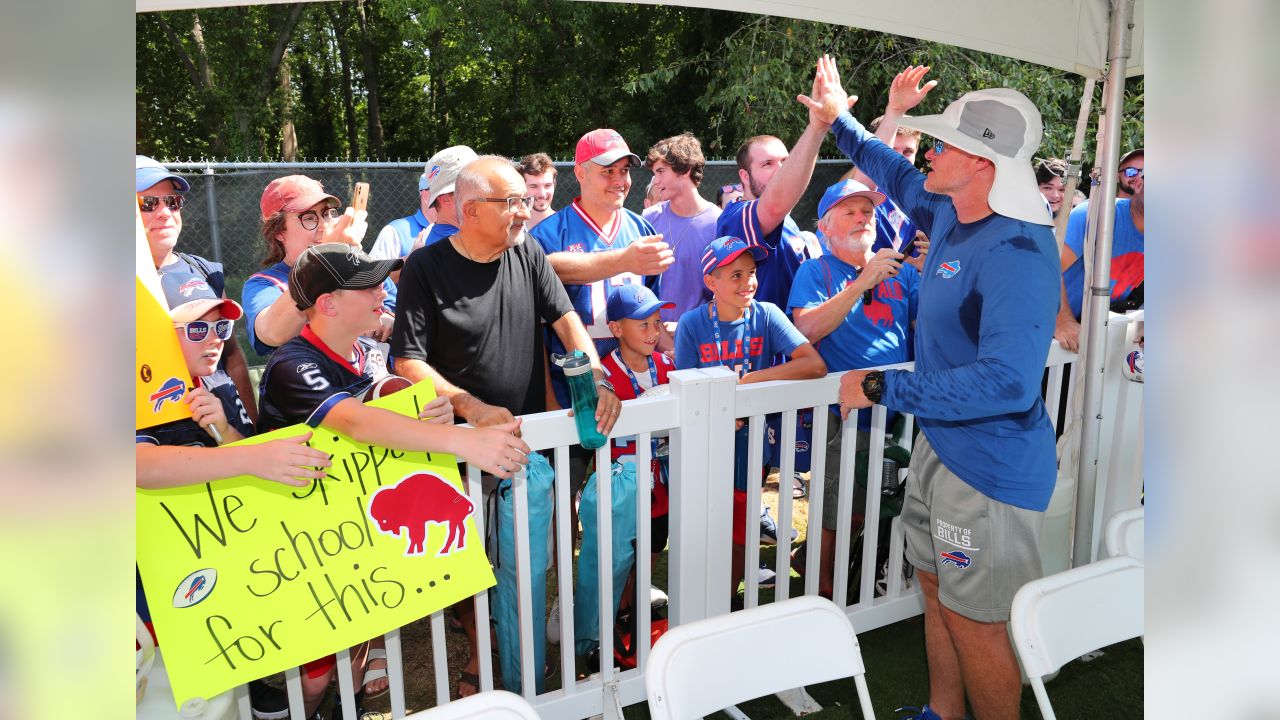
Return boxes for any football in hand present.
[361,375,413,402]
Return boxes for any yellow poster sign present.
[136,205,194,429]
[136,383,496,707]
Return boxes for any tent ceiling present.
[135,0,1142,79]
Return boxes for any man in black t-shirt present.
[391,156,621,429]
[390,155,621,697]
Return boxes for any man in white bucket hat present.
[801,56,1059,720]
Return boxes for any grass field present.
[341,469,1141,719]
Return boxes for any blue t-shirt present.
[831,112,1059,511]
[675,299,807,491]
[787,253,919,431]
[531,199,658,406]
[870,196,920,255]
[1062,199,1144,318]
[674,300,806,377]
[421,222,459,249]
[716,200,810,310]
[243,260,394,357]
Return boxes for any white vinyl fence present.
[233,315,1143,720]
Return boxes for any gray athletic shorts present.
[901,434,1044,623]
[820,415,870,531]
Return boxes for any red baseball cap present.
[575,128,641,167]
[260,175,339,221]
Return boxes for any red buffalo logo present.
[862,297,894,328]
[368,472,475,556]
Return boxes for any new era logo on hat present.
[289,243,403,310]
[575,128,642,167]
[900,88,1052,226]
[701,236,768,275]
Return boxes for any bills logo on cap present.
[940,550,972,569]
[936,260,961,279]
[427,165,442,181]
[149,377,186,412]
[178,278,209,297]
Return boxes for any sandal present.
[791,473,807,499]
[456,670,481,698]
[361,648,389,700]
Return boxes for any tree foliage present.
[136,0,1143,168]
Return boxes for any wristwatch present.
[595,377,615,394]
[861,370,884,404]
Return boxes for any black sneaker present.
[249,680,290,720]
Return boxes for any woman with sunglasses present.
[242,175,376,357]
[137,155,260,422]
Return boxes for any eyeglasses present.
[1121,167,1144,179]
[173,319,234,343]
[138,194,185,213]
[296,207,341,230]
[475,196,534,213]
[720,183,743,194]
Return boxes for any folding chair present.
[1104,507,1144,561]
[645,595,875,720]
[1011,555,1144,720]
[403,689,541,719]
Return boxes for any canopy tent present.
[135,0,1143,565]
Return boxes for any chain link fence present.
[161,159,855,365]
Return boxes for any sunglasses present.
[932,140,948,155]
[1121,167,1144,179]
[475,196,535,213]
[138,194,185,213]
[297,207,341,231]
[720,184,743,194]
[174,319,234,343]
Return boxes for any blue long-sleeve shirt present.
[830,113,1059,510]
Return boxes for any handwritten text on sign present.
[136,384,495,707]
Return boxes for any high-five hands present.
[797,54,857,126]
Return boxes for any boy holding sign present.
[255,243,531,715]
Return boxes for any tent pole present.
[1072,0,1135,566]
[1054,77,1096,249]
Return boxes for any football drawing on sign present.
[368,472,475,556]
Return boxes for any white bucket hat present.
[899,88,1052,226]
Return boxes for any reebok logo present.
[982,128,995,139]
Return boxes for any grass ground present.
[337,470,1143,719]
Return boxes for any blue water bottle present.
[552,351,609,450]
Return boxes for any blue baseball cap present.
[816,179,886,220]
[136,155,191,194]
[701,236,768,275]
[607,284,674,322]
[160,265,243,323]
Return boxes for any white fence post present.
[666,367,737,627]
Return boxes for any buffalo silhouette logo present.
[368,472,475,556]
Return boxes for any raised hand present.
[625,234,674,275]
[904,232,930,272]
[325,206,369,248]
[887,65,938,117]
[797,54,858,126]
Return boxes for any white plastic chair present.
[1011,555,1144,720]
[645,595,875,719]
[1104,506,1144,561]
[403,690,541,719]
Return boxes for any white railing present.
[235,315,1144,720]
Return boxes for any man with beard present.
[788,179,925,598]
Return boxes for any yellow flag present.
[136,204,193,429]
[136,382,497,707]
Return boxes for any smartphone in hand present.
[351,182,370,213]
